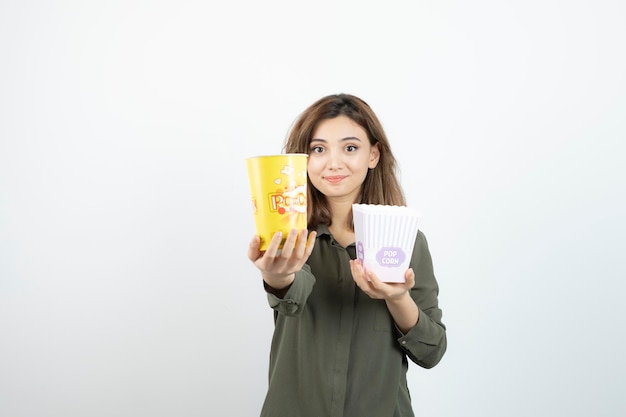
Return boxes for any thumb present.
[405,268,416,287]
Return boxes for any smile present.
[324,175,346,183]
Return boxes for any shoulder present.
[411,229,434,267]
[415,229,430,248]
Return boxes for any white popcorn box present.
[352,204,421,283]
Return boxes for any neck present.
[327,199,356,247]
[328,198,355,231]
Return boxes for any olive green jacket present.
[260,225,447,417]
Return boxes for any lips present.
[325,175,346,183]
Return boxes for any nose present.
[327,149,342,170]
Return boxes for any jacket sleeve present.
[397,230,448,368]
[264,263,316,316]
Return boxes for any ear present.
[368,143,380,169]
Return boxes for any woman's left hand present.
[349,259,415,301]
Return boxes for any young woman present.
[247,94,447,417]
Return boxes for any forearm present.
[263,273,295,298]
[385,292,420,334]
[265,268,316,316]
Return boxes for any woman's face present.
[307,115,380,203]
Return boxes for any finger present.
[306,232,317,250]
[283,229,299,258]
[350,260,369,288]
[349,260,363,288]
[348,259,360,275]
[292,229,310,259]
[247,235,261,261]
[304,231,317,256]
[349,260,360,280]
[279,229,299,259]
[365,268,383,289]
[264,231,284,259]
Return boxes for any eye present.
[310,145,324,154]
[345,145,358,152]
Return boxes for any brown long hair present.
[283,94,406,230]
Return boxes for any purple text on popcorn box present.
[356,242,365,262]
[376,247,406,268]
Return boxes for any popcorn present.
[352,204,421,283]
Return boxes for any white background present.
[1,1,625,416]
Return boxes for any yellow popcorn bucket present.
[246,154,308,251]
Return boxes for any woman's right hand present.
[247,228,317,291]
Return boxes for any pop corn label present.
[265,164,307,217]
[269,187,306,214]
[376,247,406,268]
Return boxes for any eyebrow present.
[310,136,363,143]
